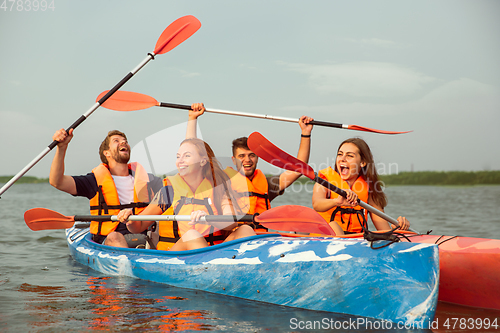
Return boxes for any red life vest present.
[89,162,151,236]
[224,167,270,215]
[156,174,225,251]
[317,167,369,233]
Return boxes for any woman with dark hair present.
[312,137,410,234]
[117,137,255,251]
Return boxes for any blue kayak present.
[66,227,439,327]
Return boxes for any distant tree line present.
[0,176,48,184]
[380,171,500,186]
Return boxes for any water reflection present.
[17,277,214,332]
[17,273,439,332]
[86,276,213,332]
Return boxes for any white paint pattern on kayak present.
[204,257,263,265]
[267,241,304,257]
[236,240,267,254]
[326,241,349,255]
[276,250,352,263]
[136,257,186,265]
[76,246,95,256]
[398,243,432,253]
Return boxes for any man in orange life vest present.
[187,108,313,218]
[49,128,162,247]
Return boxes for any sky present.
[1,0,499,182]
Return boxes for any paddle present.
[247,132,419,233]
[24,206,337,235]
[0,15,201,197]
[95,90,411,135]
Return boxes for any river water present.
[1,183,499,332]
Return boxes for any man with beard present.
[49,128,162,247]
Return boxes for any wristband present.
[301,134,311,138]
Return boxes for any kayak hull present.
[403,234,500,310]
[66,228,439,326]
[290,230,500,310]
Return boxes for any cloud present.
[280,61,437,99]
[294,78,500,172]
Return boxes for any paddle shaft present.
[73,214,254,223]
[0,56,155,197]
[159,102,348,129]
[314,176,417,233]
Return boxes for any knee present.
[237,224,256,237]
[181,229,204,242]
[104,232,126,246]
[105,232,120,242]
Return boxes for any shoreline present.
[380,170,500,186]
[282,170,500,186]
[2,170,500,186]
[0,176,49,184]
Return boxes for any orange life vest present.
[224,167,270,215]
[317,167,369,233]
[89,162,152,236]
[156,174,225,251]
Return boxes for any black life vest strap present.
[238,191,270,210]
[96,185,106,235]
[162,196,218,246]
[172,220,180,239]
[158,235,181,243]
[156,219,181,245]
[92,185,150,235]
[174,197,214,215]
[90,202,149,212]
[244,191,268,199]
[331,207,367,231]
[207,231,226,245]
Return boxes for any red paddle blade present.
[247,132,316,180]
[256,205,336,236]
[348,124,412,135]
[153,15,201,55]
[24,208,75,231]
[97,90,158,111]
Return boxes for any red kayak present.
[401,234,500,310]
